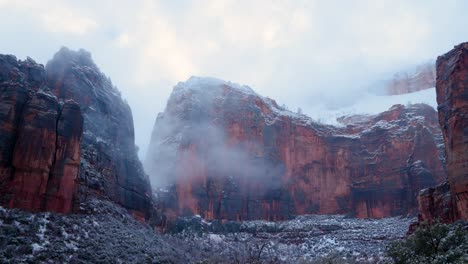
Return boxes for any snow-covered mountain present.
[305,88,437,125]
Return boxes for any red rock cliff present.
[146,77,446,221]
[0,55,83,213]
[0,49,152,219]
[417,42,468,223]
[45,48,152,220]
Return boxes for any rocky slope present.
[146,77,446,222]
[0,48,152,220]
[0,201,188,263]
[418,42,468,223]
[0,202,413,263]
[162,214,415,263]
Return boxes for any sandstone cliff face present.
[146,77,446,221]
[0,49,151,219]
[45,48,152,220]
[418,42,468,223]
[0,55,83,213]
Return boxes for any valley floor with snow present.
[0,199,413,263]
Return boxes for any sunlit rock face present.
[418,42,468,223]
[146,77,446,221]
[0,49,152,220]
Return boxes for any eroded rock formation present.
[45,48,152,220]
[146,77,446,221]
[0,49,152,220]
[417,42,468,223]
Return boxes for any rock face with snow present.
[0,55,83,213]
[146,76,446,222]
[418,42,468,223]
[376,61,435,95]
[45,48,152,220]
[0,48,152,220]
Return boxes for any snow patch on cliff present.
[173,76,437,127]
[305,88,437,125]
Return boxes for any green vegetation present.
[386,221,467,264]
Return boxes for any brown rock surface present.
[417,182,457,223]
[45,48,152,218]
[0,49,152,219]
[418,42,468,223]
[45,101,83,213]
[0,56,83,212]
[9,91,61,211]
[146,77,446,221]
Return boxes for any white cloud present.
[0,0,466,159]
[41,8,97,35]
[115,33,131,47]
[350,2,430,63]
[0,0,97,35]
[126,1,200,84]
[290,10,312,33]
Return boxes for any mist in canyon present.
[144,78,285,188]
[1,1,468,263]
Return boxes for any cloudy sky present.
[0,0,467,158]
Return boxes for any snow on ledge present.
[170,76,437,127]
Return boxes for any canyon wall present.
[146,77,446,221]
[0,56,83,213]
[0,49,152,220]
[418,42,468,223]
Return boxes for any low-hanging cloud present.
[144,80,285,190]
[145,116,285,190]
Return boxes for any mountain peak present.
[174,76,256,96]
[48,47,97,69]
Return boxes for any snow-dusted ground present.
[166,214,414,263]
[0,201,188,263]
[0,201,413,263]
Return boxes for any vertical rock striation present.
[418,42,468,223]
[0,55,83,212]
[45,101,83,213]
[45,48,152,220]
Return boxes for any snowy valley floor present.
[0,200,413,263]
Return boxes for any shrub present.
[386,221,467,264]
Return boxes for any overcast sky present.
[1,0,467,159]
